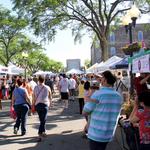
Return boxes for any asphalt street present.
[0,95,129,150]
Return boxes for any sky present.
[0,0,149,67]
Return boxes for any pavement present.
[0,92,129,150]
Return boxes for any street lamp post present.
[22,52,28,80]
[122,5,140,96]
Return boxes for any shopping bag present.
[10,106,17,119]
[31,105,36,113]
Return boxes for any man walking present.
[83,70,123,150]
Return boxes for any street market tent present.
[110,57,129,69]
[86,63,99,73]
[8,63,24,74]
[33,71,55,76]
[97,56,123,73]
[66,68,84,74]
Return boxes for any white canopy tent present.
[97,56,123,73]
[86,63,99,73]
[66,68,84,74]
[33,71,55,76]
[8,63,24,75]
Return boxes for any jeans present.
[89,139,108,150]
[35,103,48,134]
[14,104,29,133]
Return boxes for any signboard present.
[132,53,150,73]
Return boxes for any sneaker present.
[37,137,42,142]
[21,131,26,136]
[14,128,18,134]
[41,132,47,137]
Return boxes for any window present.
[110,47,116,56]
[138,31,143,41]
[109,32,115,44]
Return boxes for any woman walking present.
[32,75,52,141]
[11,78,31,136]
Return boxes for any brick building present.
[91,23,150,65]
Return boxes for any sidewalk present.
[0,97,129,150]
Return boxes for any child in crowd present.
[83,80,100,137]
[130,91,150,150]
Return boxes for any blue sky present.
[0,0,91,66]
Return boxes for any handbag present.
[10,106,17,119]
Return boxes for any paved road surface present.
[0,95,129,150]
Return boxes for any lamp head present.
[128,5,140,27]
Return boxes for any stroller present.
[118,118,140,150]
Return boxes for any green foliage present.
[84,59,91,69]
[0,6,29,66]
[12,0,134,61]
[14,48,64,75]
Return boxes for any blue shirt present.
[13,87,27,105]
[83,86,123,142]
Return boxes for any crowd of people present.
[0,71,150,149]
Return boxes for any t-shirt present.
[83,86,123,142]
[78,84,84,98]
[59,78,69,92]
[68,78,76,89]
[34,84,50,106]
[136,108,150,144]
[13,87,27,105]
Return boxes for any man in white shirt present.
[58,74,69,108]
[28,77,37,91]
[68,74,77,101]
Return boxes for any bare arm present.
[11,93,15,106]
[130,115,139,124]
[49,89,52,107]
[140,74,150,84]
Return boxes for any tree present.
[84,59,91,69]
[14,49,64,75]
[0,7,29,66]
[135,0,150,13]
[12,0,133,61]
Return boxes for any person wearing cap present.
[83,70,123,150]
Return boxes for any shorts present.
[61,92,69,100]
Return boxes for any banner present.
[132,54,150,73]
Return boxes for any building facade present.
[66,59,81,71]
[91,23,150,65]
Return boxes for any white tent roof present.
[86,63,99,73]
[33,71,55,76]
[97,56,122,72]
[66,68,84,74]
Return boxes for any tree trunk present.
[100,39,109,61]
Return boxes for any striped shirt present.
[83,86,123,142]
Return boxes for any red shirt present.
[136,108,150,144]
